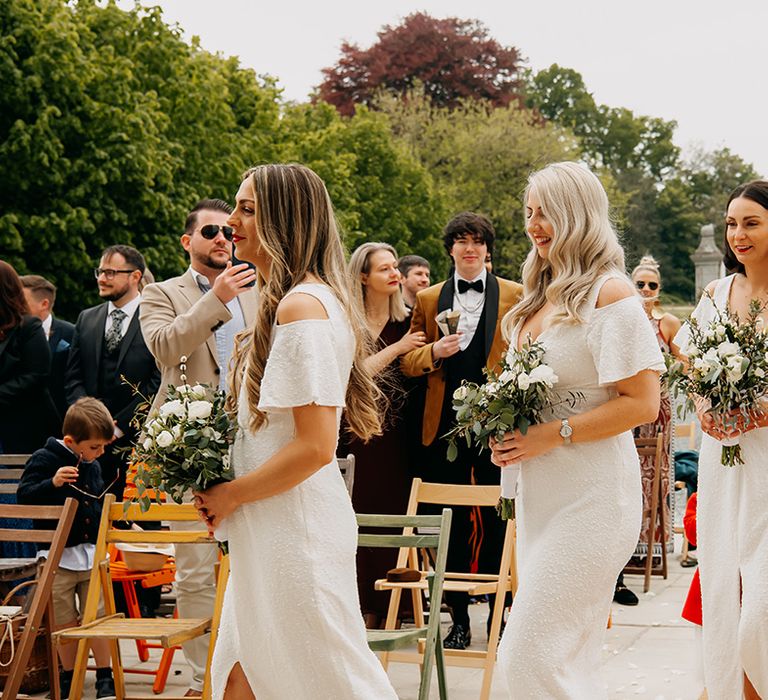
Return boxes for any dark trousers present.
[420,433,508,627]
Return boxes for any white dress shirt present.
[453,269,488,351]
[42,313,53,339]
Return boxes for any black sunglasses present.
[636,281,659,291]
[200,224,234,241]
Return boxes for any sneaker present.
[95,675,116,699]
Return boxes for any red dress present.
[681,493,702,625]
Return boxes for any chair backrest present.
[634,434,663,459]
[338,453,355,497]
[674,421,697,450]
[0,500,78,547]
[0,454,32,467]
[105,495,217,547]
[0,454,32,496]
[415,481,500,507]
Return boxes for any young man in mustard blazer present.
[402,212,522,649]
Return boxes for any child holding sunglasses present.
[18,397,117,699]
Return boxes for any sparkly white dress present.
[675,274,768,699]
[497,276,665,698]
[211,283,397,700]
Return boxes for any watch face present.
[560,423,573,438]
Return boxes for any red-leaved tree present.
[317,12,522,116]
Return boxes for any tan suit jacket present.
[401,275,522,446]
[139,268,259,415]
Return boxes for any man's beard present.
[195,251,228,271]
[99,286,129,303]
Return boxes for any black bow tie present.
[457,279,484,294]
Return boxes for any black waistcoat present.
[97,342,121,411]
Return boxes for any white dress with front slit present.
[210,283,397,700]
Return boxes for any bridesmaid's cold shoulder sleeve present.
[586,297,666,385]
[258,320,347,412]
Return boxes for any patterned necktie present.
[105,308,127,353]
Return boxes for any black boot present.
[443,622,472,649]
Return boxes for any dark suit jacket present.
[48,316,75,419]
[401,275,522,445]
[0,315,59,452]
[65,302,161,436]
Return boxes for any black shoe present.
[613,582,639,606]
[95,675,116,699]
[443,622,472,649]
[53,672,72,699]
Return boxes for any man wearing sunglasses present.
[139,198,257,698]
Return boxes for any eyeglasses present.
[94,268,137,280]
[635,281,659,291]
[200,224,234,241]
[65,454,120,501]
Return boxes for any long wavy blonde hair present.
[348,242,408,323]
[502,162,625,340]
[227,164,383,442]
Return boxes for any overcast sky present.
[119,0,768,178]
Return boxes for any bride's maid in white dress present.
[195,164,397,700]
[490,162,665,698]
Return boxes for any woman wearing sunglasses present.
[613,256,685,606]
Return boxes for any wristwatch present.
[559,418,573,445]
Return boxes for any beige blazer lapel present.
[177,269,219,366]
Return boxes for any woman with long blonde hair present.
[194,164,397,700]
[342,241,425,627]
[490,162,665,696]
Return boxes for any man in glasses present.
[65,244,161,500]
[139,198,257,698]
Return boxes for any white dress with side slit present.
[210,283,397,700]
[497,276,665,698]
[674,274,768,700]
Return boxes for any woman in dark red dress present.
[341,242,426,627]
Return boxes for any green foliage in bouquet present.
[666,296,768,467]
[444,339,582,518]
[127,381,238,512]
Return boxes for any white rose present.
[453,386,468,401]
[172,424,182,439]
[145,418,162,435]
[176,384,193,396]
[725,355,747,382]
[187,400,213,421]
[159,399,184,417]
[715,324,727,338]
[529,364,558,388]
[191,384,208,400]
[142,437,152,451]
[693,357,708,372]
[717,340,741,358]
[156,431,174,448]
[498,369,516,385]
[753,367,765,379]
[517,372,531,390]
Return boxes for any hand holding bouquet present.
[444,339,580,518]
[667,297,768,466]
[128,357,237,512]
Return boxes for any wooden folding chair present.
[0,498,78,700]
[359,509,452,700]
[338,454,356,497]
[0,455,39,585]
[376,479,517,700]
[54,494,229,700]
[624,434,668,592]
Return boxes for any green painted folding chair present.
[357,509,452,700]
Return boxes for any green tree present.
[278,102,447,269]
[0,0,280,319]
[379,92,579,279]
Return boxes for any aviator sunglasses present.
[200,224,234,241]
[635,280,659,291]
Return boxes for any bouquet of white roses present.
[666,297,768,467]
[445,339,579,519]
[129,377,237,513]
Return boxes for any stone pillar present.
[690,224,723,299]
